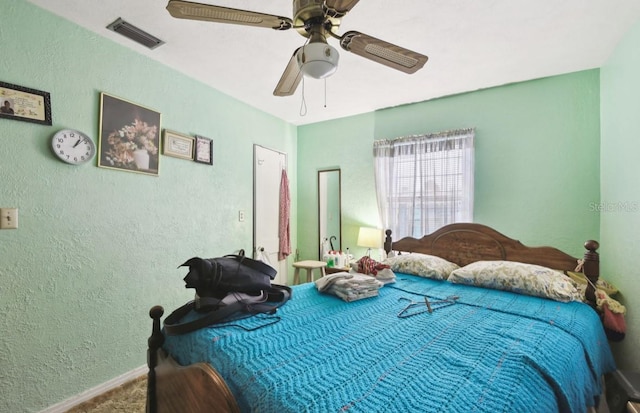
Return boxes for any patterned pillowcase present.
[383,253,459,280]
[448,260,581,302]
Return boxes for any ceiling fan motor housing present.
[293,0,341,37]
[297,42,339,79]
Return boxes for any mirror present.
[318,168,341,259]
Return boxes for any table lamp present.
[357,227,382,258]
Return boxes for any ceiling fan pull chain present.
[299,77,307,117]
[324,78,328,108]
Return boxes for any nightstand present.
[606,370,640,413]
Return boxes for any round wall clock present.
[51,129,96,165]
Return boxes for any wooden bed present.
[146,223,607,413]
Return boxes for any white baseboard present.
[39,365,147,413]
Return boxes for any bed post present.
[582,240,600,305]
[147,305,165,413]
[384,229,393,255]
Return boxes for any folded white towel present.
[332,288,379,302]
[332,284,380,294]
[315,272,351,292]
[376,268,396,285]
[350,268,396,285]
[316,272,383,302]
[335,277,379,289]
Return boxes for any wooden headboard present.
[383,223,600,302]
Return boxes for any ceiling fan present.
[166,0,429,96]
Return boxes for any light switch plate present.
[0,208,18,229]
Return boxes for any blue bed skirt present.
[163,274,615,413]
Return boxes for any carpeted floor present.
[61,373,612,413]
[65,375,147,413]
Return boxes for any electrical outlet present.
[0,208,18,229]
[238,210,245,222]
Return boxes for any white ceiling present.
[26,0,640,126]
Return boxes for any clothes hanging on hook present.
[255,247,274,268]
[278,169,291,261]
[320,238,330,258]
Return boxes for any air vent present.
[106,18,164,50]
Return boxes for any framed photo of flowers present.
[98,92,161,176]
[194,135,213,165]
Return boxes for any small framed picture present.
[162,129,194,160]
[0,81,52,125]
[194,135,213,165]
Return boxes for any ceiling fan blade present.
[339,31,428,74]
[323,0,361,17]
[167,0,293,30]
[273,48,303,97]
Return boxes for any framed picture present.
[98,92,161,176]
[162,129,194,160]
[0,81,52,125]
[195,135,213,165]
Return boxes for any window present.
[373,128,475,239]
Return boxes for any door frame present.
[253,144,288,285]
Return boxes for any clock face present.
[51,129,96,165]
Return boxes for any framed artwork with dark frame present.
[0,81,52,125]
[162,129,194,160]
[98,92,161,176]
[194,135,213,165]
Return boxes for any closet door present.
[253,145,288,285]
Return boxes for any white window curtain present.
[373,128,475,239]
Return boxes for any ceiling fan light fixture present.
[296,42,339,79]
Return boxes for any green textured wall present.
[600,19,640,371]
[2,0,629,411]
[298,70,601,261]
[0,1,297,412]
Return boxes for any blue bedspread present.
[163,274,615,413]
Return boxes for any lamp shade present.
[357,227,382,249]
